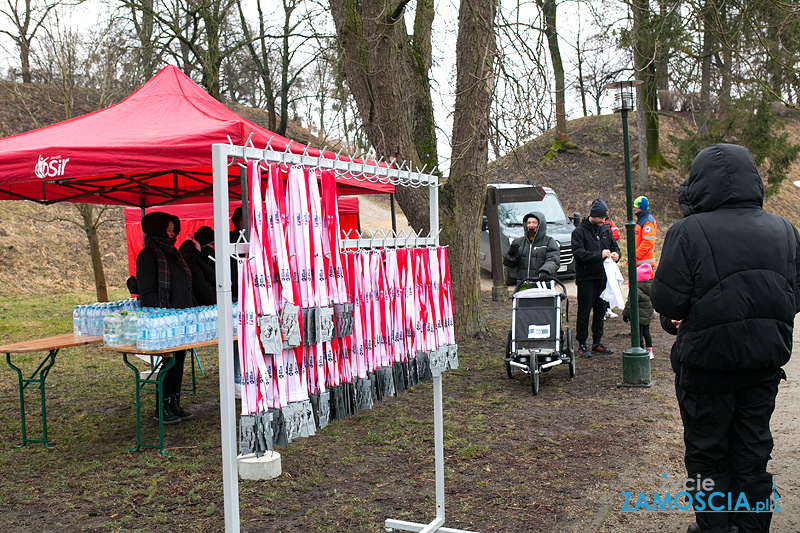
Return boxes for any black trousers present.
[640,324,652,348]
[676,372,781,533]
[575,279,606,346]
[162,350,187,399]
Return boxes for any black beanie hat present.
[589,199,609,218]
[194,226,214,246]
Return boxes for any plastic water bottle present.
[200,307,211,341]
[73,306,81,335]
[174,309,186,345]
[137,312,149,350]
[232,301,239,337]
[124,311,138,346]
[103,312,120,346]
[151,312,163,350]
[210,305,218,340]
[185,309,197,345]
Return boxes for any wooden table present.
[1,334,102,448]
[102,339,222,456]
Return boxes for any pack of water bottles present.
[75,298,230,350]
[133,305,221,350]
[73,298,140,337]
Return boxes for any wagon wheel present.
[529,358,539,395]
[505,329,513,379]
[565,326,576,378]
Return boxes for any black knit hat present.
[589,199,609,218]
[194,226,214,246]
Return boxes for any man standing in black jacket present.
[571,199,620,357]
[651,144,800,533]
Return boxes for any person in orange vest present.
[633,196,656,278]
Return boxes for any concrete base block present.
[238,451,282,480]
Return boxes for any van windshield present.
[498,194,568,226]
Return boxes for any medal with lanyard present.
[347,251,368,378]
[438,247,455,345]
[370,250,391,368]
[239,257,274,414]
[273,164,307,403]
[384,249,406,362]
[359,250,376,372]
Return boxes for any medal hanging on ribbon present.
[265,163,297,406]
[347,251,368,378]
[370,250,391,368]
[438,247,455,345]
[385,249,406,362]
[398,248,417,360]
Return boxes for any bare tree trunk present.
[537,0,567,143]
[75,204,109,302]
[698,0,715,136]
[329,0,430,232]
[441,0,496,336]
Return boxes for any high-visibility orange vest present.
[635,214,656,278]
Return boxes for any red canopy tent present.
[123,197,360,276]
[0,65,392,207]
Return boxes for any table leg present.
[122,353,176,456]
[182,348,197,396]
[5,350,58,448]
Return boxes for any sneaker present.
[648,347,654,360]
[605,309,618,319]
[592,343,614,355]
[578,344,591,358]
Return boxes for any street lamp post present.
[603,80,652,388]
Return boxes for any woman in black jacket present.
[179,226,217,306]
[137,212,196,424]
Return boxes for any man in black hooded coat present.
[503,211,560,284]
[651,144,800,533]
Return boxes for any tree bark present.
[537,0,567,143]
[329,0,431,232]
[441,0,496,336]
[75,204,109,302]
[698,0,715,136]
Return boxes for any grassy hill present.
[2,107,800,297]
[487,111,800,230]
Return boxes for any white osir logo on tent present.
[34,155,70,179]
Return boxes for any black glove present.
[508,243,519,256]
[538,272,548,281]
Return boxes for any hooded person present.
[179,225,217,306]
[136,211,196,424]
[503,211,560,284]
[651,143,800,533]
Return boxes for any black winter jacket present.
[136,244,195,310]
[651,143,800,391]
[622,279,653,326]
[502,211,560,282]
[180,240,217,306]
[571,218,621,283]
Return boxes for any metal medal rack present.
[211,139,477,533]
